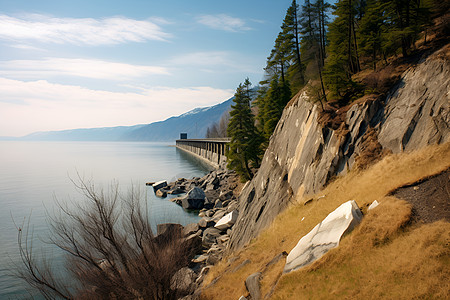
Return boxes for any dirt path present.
[392,169,450,223]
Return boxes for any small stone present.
[214,210,238,231]
[206,253,220,265]
[155,189,167,198]
[303,198,313,205]
[218,235,230,243]
[202,227,222,248]
[184,223,199,236]
[198,217,215,228]
[245,272,262,300]
[212,210,227,222]
[192,254,208,263]
[368,200,379,210]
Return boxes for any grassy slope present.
[201,142,450,299]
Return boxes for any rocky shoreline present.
[149,167,241,297]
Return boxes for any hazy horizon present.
[0,0,293,137]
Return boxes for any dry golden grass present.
[272,200,450,299]
[201,142,450,299]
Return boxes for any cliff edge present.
[229,45,450,251]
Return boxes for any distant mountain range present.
[4,97,234,142]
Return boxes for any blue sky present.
[0,0,294,136]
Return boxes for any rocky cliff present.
[229,45,450,251]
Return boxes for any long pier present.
[175,138,230,169]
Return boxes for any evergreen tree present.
[383,0,431,57]
[227,79,262,181]
[282,0,305,91]
[324,0,361,99]
[358,0,387,70]
[299,0,330,102]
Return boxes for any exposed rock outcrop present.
[284,200,363,273]
[229,45,450,251]
[378,50,450,152]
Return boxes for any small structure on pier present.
[175,137,230,169]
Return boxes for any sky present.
[0,0,294,137]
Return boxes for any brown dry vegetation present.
[201,142,450,299]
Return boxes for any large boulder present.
[284,200,363,273]
[214,210,238,231]
[181,187,206,210]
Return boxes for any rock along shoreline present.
[148,167,241,298]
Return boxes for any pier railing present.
[175,138,230,168]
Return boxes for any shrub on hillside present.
[14,177,197,299]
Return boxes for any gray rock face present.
[182,187,206,210]
[229,46,450,251]
[378,50,450,152]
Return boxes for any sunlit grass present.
[201,142,450,299]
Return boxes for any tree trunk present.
[348,0,355,73]
[293,0,304,84]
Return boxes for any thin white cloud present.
[0,14,171,46]
[196,14,251,32]
[10,44,46,51]
[171,51,231,66]
[0,78,234,136]
[0,58,170,80]
[170,51,259,74]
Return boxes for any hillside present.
[21,124,146,141]
[202,143,449,299]
[17,97,234,142]
[124,98,233,141]
[200,44,449,299]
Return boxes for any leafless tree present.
[14,176,200,299]
[206,111,230,138]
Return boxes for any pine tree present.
[299,0,330,103]
[227,79,262,181]
[282,0,305,91]
[358,0,387,70]
[324,0,361,99]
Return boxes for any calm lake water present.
[0,141,210,299]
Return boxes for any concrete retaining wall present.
[176,138,230,169]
